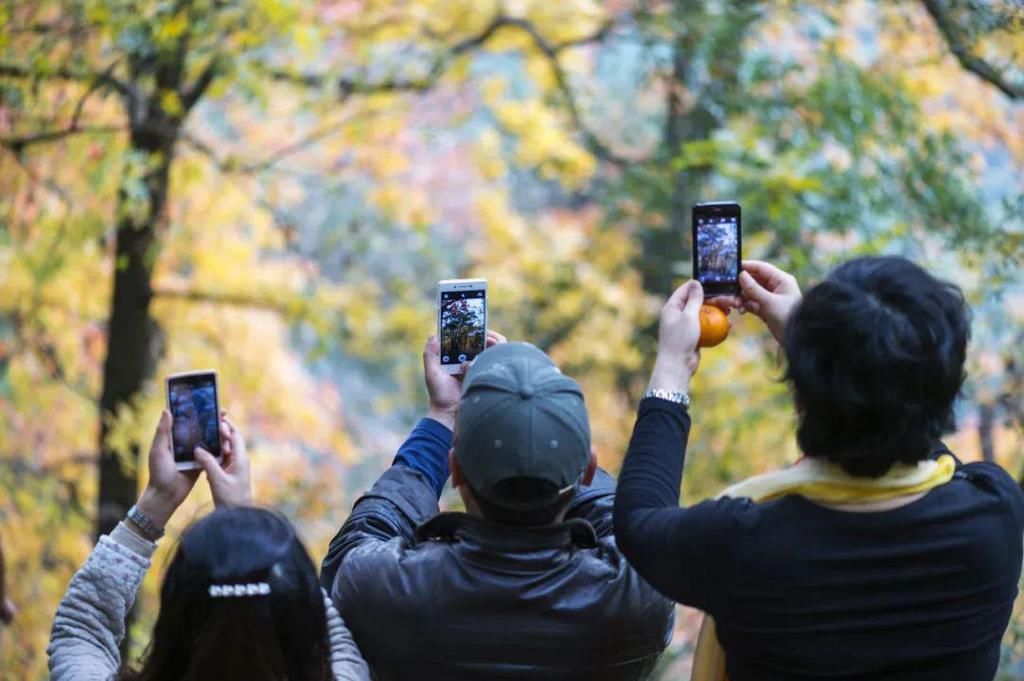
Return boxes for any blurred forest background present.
[0,1,1022,678]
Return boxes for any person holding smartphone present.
[48,408,369,681]
[320,331,674,680]
[614,257,1024,681]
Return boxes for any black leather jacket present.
[322,463,673,681]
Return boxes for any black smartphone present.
[692,201,742,296]
[166,370,222,470]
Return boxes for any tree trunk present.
[96,118,177,540]
[977,402,996,463]
[638,36,716,300]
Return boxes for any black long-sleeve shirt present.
[614,398,1024,681]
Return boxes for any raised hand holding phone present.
[195,415,251,508]
[649,280,704,394]
[135,409,202,529]
[134,374,251,535]
[738,260,802,344]
[423,330,507,430]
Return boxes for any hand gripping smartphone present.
[692,201,742,297]
[166,370,222,471]
[437,279,488,375]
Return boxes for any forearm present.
[390,416,453,499]
[616,398,692,514]
[48,523,156,681]
[613,398,692,556]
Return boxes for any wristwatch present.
[126,504,165,541]
[642,389,691,409]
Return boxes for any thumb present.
[665,279,704,311]
[423,335,440,374]
[194,447,224,481]
[739,270,773,305]
[152,410,172,451]
[681,280,704,315]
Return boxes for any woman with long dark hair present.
[48,410,368,681]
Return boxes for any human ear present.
[581,449,597,486]
[449,449,463,488]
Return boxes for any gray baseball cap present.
[454,342,591,511]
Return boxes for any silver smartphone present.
[437,279,488,375]
[166,370,222,471]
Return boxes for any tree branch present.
[259,14,628,163]
[180,117,355,175]
[500,18,631,165]
[921,0,1024,100]
[257,13,511,96]
[0,60,138,107]
[152,287,293,314]
[0,125,123,154]
[181,57,221,110]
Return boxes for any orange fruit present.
[698,305,730,348]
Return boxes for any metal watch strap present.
[642,388,691,409]
[126,504,165,541]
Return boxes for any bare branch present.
[0,125,123,153]
[0,146,75,212]
[0,60,138,107]
[152,287,293,314]
[182,57,221,110]
[180,118,353,175]
[500,18,632,165]
[236,119,353,173]
[258,13,509,96]
[259,14,628,163]
[921,0,1024,100]
[259,14,613,98]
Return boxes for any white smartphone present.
[166,370,222,471]
[437,279,488,375]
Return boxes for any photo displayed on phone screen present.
[694,206,741,294]
[168,374,221,463]
[440,289,486,367]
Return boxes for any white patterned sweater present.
[47,522,370,681]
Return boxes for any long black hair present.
[121,507,332,681]
[783,255,969,477]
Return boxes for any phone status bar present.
[441,291,485,300]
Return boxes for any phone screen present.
[168,373,221,463]
[440,288,487,367]
[693,203,741,295]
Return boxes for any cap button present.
[519,384,535,399]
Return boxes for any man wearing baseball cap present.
[321,334,673,680]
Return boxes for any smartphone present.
[692,201,742,296]
[166,370,222,471]
[437,279,488,375]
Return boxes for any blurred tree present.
[0,0,1021,678]
[0,0,292,542]
[0,0,359,668]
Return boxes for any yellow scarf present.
[690,454,957,681]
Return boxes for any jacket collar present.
[415,512,599,550]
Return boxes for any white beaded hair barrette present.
[208,582,271,598]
